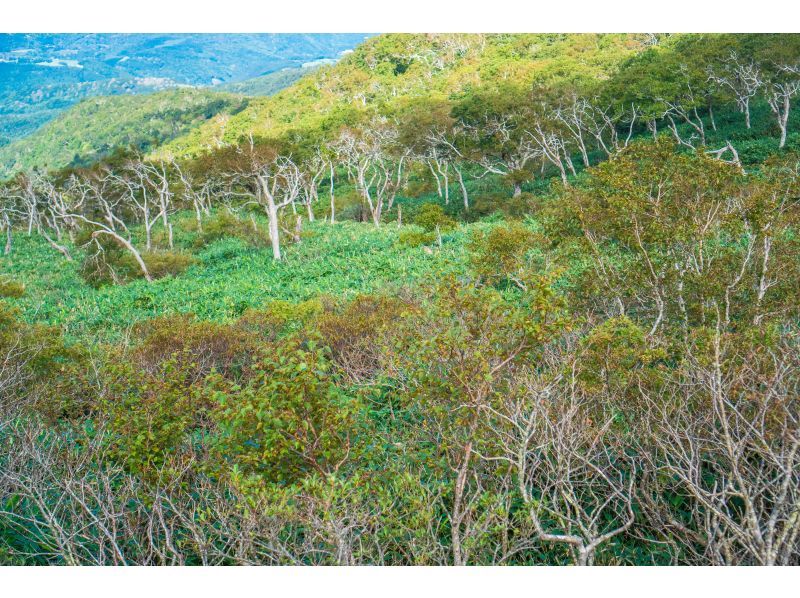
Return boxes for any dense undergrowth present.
[1,33,800,566]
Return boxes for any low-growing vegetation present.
[1,33,800,566]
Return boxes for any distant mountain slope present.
[0,89,246,175]
[218,65,319,96]
[157,34,651,157]
[0,33,371,147]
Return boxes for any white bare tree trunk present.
[92,230,152,282]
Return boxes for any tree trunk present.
[648,119,658,140]
[451,441,473,566]
[429,161,443,198]
[92,230,152,282]
[266,201,281,261]
[579,142,590,168]
[456,166,469,211]
[329,162,336,224]
[41,229,72,261]
[779,96,790,148]
[194,202,203,232]
[293,215,302,243]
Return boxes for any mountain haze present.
[0,33,370,147]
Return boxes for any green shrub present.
[0,277,25,298]
[237,299,324,341]
[193,211,268,249]
[0,303,83,415]
[137,250,197,280]
[79,239,197,287]
[578,316,664,395]
[315,294,412,382]
[467,191,536,220]
[397,228,436,247]
[412,203,456,232]
[335,191,369,223]
[467,221,540,287]
[212,337,362,483]
[98,358,208,477]
[132,313,257,382]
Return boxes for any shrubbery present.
[0,277,24,298]
[192,211,268,249]
[78,229,197,287]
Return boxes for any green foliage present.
[159,34,650,160]
[315,293,412,382]
[467,221,541,287]
[130,313,258,381]
[0,89,246,177]
[78,234,197,288]
[0,277,25,298]
[2,220,469,342]
[577,316,665,395]
[193,211,268,248]
[412,203,456,232]
[0,302,81,413]
[397,228,436,247]
[212,337,362,483]
[3,34,800,566]
[98,358,207,477]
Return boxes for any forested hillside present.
[2,33,800,566]
[0,89,247,176]
[157,33,648,157]
[0,33,369,147]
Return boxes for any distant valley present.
[0,33,370,147]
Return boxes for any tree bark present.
[329,162,336,224]
[266,201,281,261]
[92,230,152,282]
[456,166,469,211]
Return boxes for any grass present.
[0,218,485,343]
[3,100,796,345]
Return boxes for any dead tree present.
[708,52,763,129]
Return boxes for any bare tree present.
[0,185,20,255]
[127,159,177,249]
[488,355,636,565]
[64,171,153,281]
[229,144,304,260]
[173,158,214,232]
[708,52,763,129]
[331,118,409,226]
[423,125,472,210]
[644,323,800,565]
[767,64,800,148]
[469,116,542,197]
[528,121,573,185]
[552,94,594,168]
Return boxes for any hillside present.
[218,65,320,96]
[2,32,800,567]
[0,34,370,147]
[157,33,651,157]
[0,89,247,175]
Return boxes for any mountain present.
[4,33,796,177]
[0,33,371,147]
[217,65,321,96]
[0,89,246,175]
[156,34,651,157]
